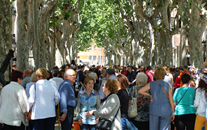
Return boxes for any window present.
[93,45,96,49]
[89,55,92,60]
[98,56,102,64]
[93,56,96,60]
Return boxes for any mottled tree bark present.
[158,30,172,66]
[0,0,12,81]
[49,15,56,69]
[45,16,50,69]
[16,0,28,71]
[33,0,40,69]
[188,0,207,68]
[28,0,34,68]
[178,0,189,66]
[50,38,55,69]
[38,0,58,68]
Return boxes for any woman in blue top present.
[173,74,196,130]
[76,76,100,130]
[139,67,175,130]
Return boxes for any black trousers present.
[3,123,25,130]
[32,117,56,130]
[174,114,196,130]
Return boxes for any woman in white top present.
[28,68,60,130]
[194,78,207,130]
[0,70,29,130]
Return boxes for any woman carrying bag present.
[138,67,175,130]
[128,72,150,130]
[85,79,122,130]
[173,74,196,130]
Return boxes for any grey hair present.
[30,72,37,82]
[64,69,74,79]
[136,72,148,86]
[24,69,31,75]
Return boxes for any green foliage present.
[63,12,70,20]
[156,3,163,9]
[189,1,192,9]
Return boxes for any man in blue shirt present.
[59,69,77,130]
[21,69,31,89]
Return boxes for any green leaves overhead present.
[75,0,128,50]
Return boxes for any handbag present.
[156,80,169,100]
[128,86,138,118]
[96,104,119,130]
[28,83,36,120]
[96,118,112,130]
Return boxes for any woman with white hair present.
[128,72,150,130]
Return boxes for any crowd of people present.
[0,59,207,130]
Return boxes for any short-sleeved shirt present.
[173,87,196,115]
[128,85,150,121]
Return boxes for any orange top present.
[179,71,190,87]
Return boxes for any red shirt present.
[174,76,180,88]
[121,71,127,75]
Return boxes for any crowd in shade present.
[0,59,207,130]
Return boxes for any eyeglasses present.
[67,74,76,77]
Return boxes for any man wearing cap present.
[99,68,116,99]
[49,69,64,90]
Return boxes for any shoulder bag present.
[96,99,119,130]
[128,86,138,118]
[28,83,36,120]
[156,80,169,100]
[177,87,189,105]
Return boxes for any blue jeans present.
[61,106,74,130]
[121,117,138,130]
[80,124,96,130]
[149,114,171,130]
[121,117,127,130]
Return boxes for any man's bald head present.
[64,69,76,84]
